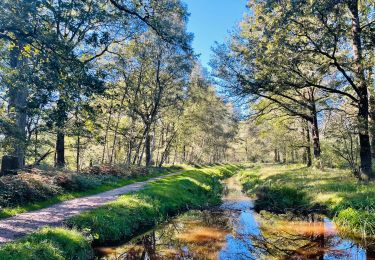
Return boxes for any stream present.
[95,176,375,259]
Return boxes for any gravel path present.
[0,172,182,244]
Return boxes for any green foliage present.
[67,165,240,244]
[0,227,92,260]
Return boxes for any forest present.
[0,0,374,259]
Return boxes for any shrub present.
[55,173,118,192]
[0,173,62,207]
[0,227,92,260]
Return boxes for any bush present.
[55,173,118,192]
[0,173,63,207]
[85,164,147,177]
[0,227,92,260]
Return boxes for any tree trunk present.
[283,147,287,163]
[7,43,28,168]
[55,99,67,168]
[274,149,279,163]
[76,135,80,172]
[101,98,114,164]
[56,131,65,167]
[310,95,321,158]
[145,129,153,167]
[348,0,373,179]
[370,97,375,158]
[305,122,312,167]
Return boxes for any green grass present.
[0,166,183,220]
[0,227,92,260]
[66,164,241,244]
[239,164,375,237]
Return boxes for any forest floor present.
[0,170,183,244]
[239,164,375,238]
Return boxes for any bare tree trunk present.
[348,0,373,179]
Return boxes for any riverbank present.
[239,164,375,238]
[0,164,241,259]
[94,172,373,259]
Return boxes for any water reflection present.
[95,177,374,260]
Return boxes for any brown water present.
[95,176,375,259]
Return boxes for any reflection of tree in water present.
[115,210,231,260]
[234,214,366,259]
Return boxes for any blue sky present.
[183,0,248,69]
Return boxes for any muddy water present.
[95,176,375,259]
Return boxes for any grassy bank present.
[0,227,92,260]
[239,164,375,238]
[0,164,241,259]
[0,165,182,219]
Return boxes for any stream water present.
[95,176,375,259]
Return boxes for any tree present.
[212,0,374,178]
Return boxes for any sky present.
[183,0,248,69]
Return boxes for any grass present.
[239,164,375,237]
[0,166,183,220]
[0,164,241,259]
[0,227,92,260]
[66,164,241,244]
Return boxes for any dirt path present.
[0,172,182,244]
